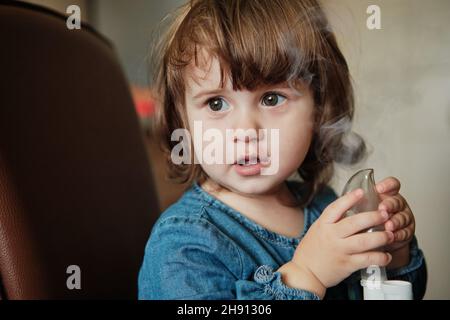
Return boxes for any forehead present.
[182,46,308,97]
[184,48,225,94]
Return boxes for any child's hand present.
[283,189,394,297]
[376,177,415,266]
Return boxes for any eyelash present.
[203,91,288,109]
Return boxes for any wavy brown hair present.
[149,0,367,208]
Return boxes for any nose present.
[232,113,264,143]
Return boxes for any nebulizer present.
[341,169,413,300]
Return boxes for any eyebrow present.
[190,82,297,100]
[191,88,227,100]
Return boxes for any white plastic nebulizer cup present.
[381,280,413,300]
[360,279,384,300]
[361,279,413,300]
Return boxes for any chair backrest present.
[0,0,160,299]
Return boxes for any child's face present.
[183,51,315,196]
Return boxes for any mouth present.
[232,154,271,176]
[235,155,259,166]
[234,155,270,167]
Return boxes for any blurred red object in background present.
[136,100,155,118]
[131,85,156,118]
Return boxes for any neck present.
[201,178,300,209]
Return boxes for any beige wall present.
[323,0,450,299]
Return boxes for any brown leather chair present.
[0,1,160,299]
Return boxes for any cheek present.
[282,125,313,151]
[277,136,312,174]
[188,119,230,169]
[198,163,222,178]
[277,119,314,169]
[186,107,201,131]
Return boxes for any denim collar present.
[191,180,313,247]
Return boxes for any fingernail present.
[380,210,388,219]
[387,253,392,261]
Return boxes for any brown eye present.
[207,97,230,112]
[262,93,286,107]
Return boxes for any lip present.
[233,162,262,176]
[232,156,271,176]
[234,155,271,166]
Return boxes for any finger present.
[394,226,414,242]
[384,211,412,232]
[351,251,393,270]
[321,188,364,224]
[336,210,389,238]
[378,194,406,213]
[375,177,401,196]
[344,231,394,254]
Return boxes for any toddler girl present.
[138,0,426,300]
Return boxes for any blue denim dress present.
[138,180,427,300]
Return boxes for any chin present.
[220,173,285,196]
[202,164,292,196]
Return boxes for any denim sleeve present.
[235,265,320,300]
[138,215,320,300]
[386,236,427,300]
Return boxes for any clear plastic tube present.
[341,168,387,297]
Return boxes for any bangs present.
[166,0,327,92]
